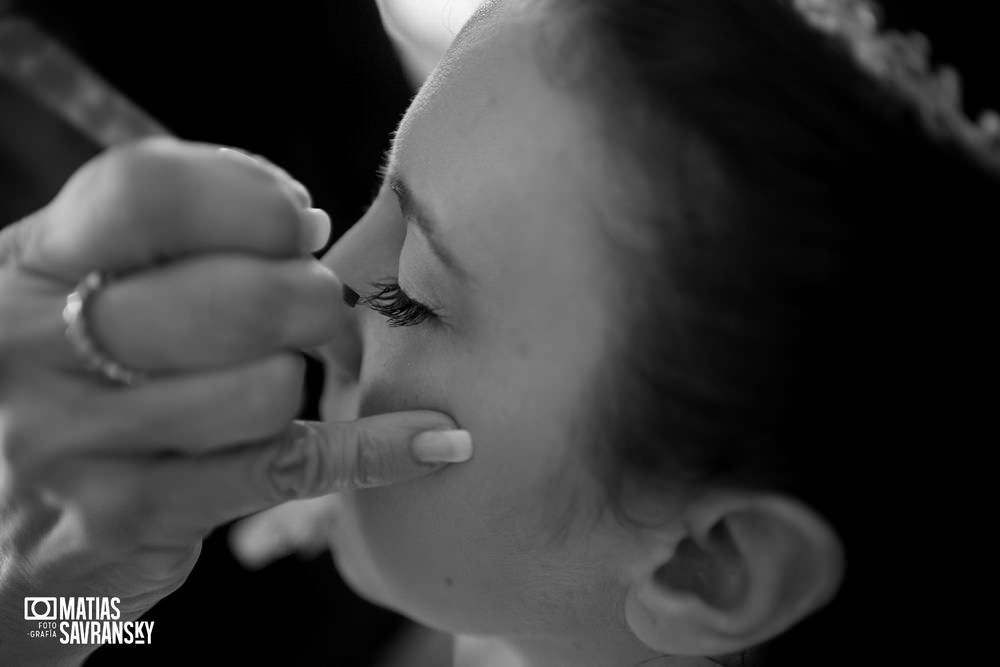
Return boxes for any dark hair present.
[543,0,998,664]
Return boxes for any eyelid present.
[362,279,438,328]
[386,175,468,281]
[398,272,446,317]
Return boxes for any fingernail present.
[411,430,473,464]
[300,207,331,253]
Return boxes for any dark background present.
[1,1,996,665]
[1,2,415,665]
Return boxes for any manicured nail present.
[411,430,473,464]
[300,207,331,253]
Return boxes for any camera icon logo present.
[24,597,57,621]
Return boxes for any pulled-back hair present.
[543,0,998,663]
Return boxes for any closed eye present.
[361,280,438,327]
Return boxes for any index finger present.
[142,413,471,534]
[18,138,330,281]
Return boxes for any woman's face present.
[320,1,636,635]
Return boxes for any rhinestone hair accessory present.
[792,0,1000,171]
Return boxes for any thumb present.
[274,411,473,498]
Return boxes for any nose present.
[317,181,406,393]
[323,180,407,292]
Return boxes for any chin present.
[331,546,390,608]
[326,491,399,611]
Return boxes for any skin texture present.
[0,138,467,665]
[319,2,841,665]
[319,3,678,666]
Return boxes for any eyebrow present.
[387,171,469,280]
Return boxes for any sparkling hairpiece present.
[792,0,1000,170]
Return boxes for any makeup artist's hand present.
[0,138,471,666]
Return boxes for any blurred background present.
[0,0,995,665]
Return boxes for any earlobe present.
[624,493,844,657]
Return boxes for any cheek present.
[330,324,587,632]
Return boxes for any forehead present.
[388,0,618,236]
[385,0,622,333]
[392,0,566,170]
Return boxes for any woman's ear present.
[624,492,844,657]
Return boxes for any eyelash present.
[361,280,437,327]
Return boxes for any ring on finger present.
[63,271,149,386]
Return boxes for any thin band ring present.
[62,271,148,386]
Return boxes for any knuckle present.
[263,426,327,500]
[248,165,300,217]
[262,186,301,230]
[113,481,155,537]
[76,517,130,556]
[217,149,300,222]
[103,138,184,193]
[349,427,392,489]
[77,477,150,551]
[74,139,187,220]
